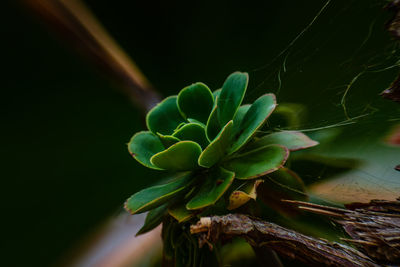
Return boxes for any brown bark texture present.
[191,197,400,266]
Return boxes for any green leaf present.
[172,123,209,149]
[217,72,248,127]
[150,141,202,171]
[168,203,196,223]
[136,204,168,236]
[228,180,263,210]
[177,83,214,124]
[232,104,251,127]
[206,72,248,140]
[229,94,277,154]
[146,96,185,135]
[124,173,194,214]
[205,99,221,141]
[199,120,233,168]
[212,89,221,101]
[224,144,289,179]
[157,133,180,148]
[186,167,235,210]
[247,131,319,151]
[128,131,165,170]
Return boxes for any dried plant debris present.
[381,73,400,103]
[190,214,379,267]
[386,0,400,40]
[285,198,400,265]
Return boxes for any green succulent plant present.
[124,71,318,234]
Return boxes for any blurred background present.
[2,0,400,266]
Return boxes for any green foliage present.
[125,71,318,235]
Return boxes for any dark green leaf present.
[205,99,220,141]
[247,131,319,151]
[257,167,307,216]
[186,167,235,210]
[150,141,202,171]
[128,131,165,170]
[206,72,248,140]
[198,120,233,168]
[224,144,289,179]
[217,72,248,127]
[124,172,193,214]
[177,83,214,124]
[212,89,221,101]
[172,123,209,149]
[232,104,251,127]
[146,96,185,135]
[229,94,276,154]
[136,204,168,236]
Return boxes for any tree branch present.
[190,214,379,267]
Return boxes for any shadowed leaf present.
[157,133,180,148]
[199,121,233,168]
[173,123,209,149]
[186,167,235,210]
[136,204,168,236]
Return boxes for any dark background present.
[2,0,400,266]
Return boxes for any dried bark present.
[191,198,400,266]
[190,215,379,267]
[285,198,400,264]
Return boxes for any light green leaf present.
[136,204,168,236]
[224,144,289,179]
[128,131,165,170]
[186,167,235,210]
[150,141,202,171]
[146,96,185,135]
[199,120,233,168]
[168,203,196,223]
[177,82,214,124]
[172,123,209,149]
[229,94,276,154]
[124,173,194,214]
[247,131,319,151]
[157,133,180,148]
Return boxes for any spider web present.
[246,0,400,203]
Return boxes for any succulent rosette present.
[125,72,318,234]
